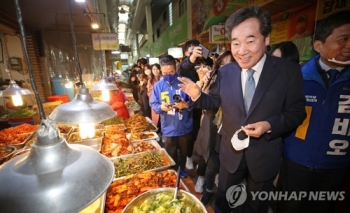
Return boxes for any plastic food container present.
[47,94,69,103]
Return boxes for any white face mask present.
[328,58,350,65]
[145,69,151,75]
[231,129,250,151]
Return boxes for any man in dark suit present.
[178,6,306,213]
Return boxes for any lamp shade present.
[168,47,183,58]
[91,77,118,91]
[0,80,33,96]
[48,86,116,124]
[0,120,114,212]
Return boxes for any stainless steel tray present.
[111,149,175,180]
[7,133,33,149]
[67,130,104,151]
[71,124,105,133]
[57,124,75,136]
[145,116,158,132]
[126,131,159,142]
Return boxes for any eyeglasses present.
[195,65,212,71]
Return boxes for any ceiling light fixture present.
[91,22,99,29]
[0,0,114,212]
[111,50,120,54]
[119,7,126,14]
[91,32,118,102]
[49,0,116,139]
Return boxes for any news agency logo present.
[226,184,346,209]
[226,184,247,208]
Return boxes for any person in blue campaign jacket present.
[150,55,193,178]
[281,10,350,213]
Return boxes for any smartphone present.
[199,44,210,59]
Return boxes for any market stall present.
[0,114,212,212]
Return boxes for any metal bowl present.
[122,188,207,213]
[0,146,17,165]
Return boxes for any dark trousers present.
[205,150,220,191]
[280,157,349,213]
[215,153,275,213]
[187,108,201,157]
[140,90,151,118]
[197,155,206,176]
[164,133,191,170]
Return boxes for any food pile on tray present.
[132,141,158,153]
[113,150,168,178]
[126,114,157,133]
[0,123,38,147]
[101,130,134,157]
[105,170,188,213]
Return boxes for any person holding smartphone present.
[177,39,209,171]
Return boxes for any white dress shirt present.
[241,54,266,96]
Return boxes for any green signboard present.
[167,13,188,47]
[151,13,188,56]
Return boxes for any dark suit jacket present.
[195,54,306,182]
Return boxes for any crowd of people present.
[112,5,349,213]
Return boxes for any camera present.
[173,94,182,103]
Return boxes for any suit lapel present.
[230,63,245,114]
[247,54,278,116]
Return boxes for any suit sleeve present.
[266,64,306,138]
[193,70,222,110]
[178,57,195,76]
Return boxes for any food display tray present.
[111,149,175,180]
[145,117,158,132]
[164,169,190,192]
[67,130,104,151]
[132,140,161,152]
[71,124,105,133]
[126,131,159,142]
[9,133,33,149]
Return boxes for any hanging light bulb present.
[12,95,23,106]
[91,22,99,29]
[0,80,33,106]
[101,89,110,102]
[64,81,73,88]
[0,0,115,212]
[79,122,95,139]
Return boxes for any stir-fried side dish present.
[132,192,204,213]
[57,125,73,134]
[133,141,157,153]
[129,132,156,141]
[0,133,31,146]
[105,171,186,213]
[0,151,11,158]
[0,123,38,135]
[114,152,165,178]
[102,135,134,157]
[105,125,127,138]
[126,115,150,133]
[102,116,125,126]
